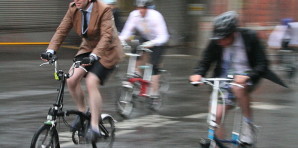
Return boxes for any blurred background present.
[1,0,298,55]
[1,0,298,148]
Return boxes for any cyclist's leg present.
[232,85,252,120]
[232,84,255,144]
[149,46,165,96]
[68,53,91,112]
[85,72,102,131]
[85,61,114,135]
[67,67,87,112]
[215,104,233,140]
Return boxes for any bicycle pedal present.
[199,138,211,147]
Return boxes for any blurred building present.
[1,0,298,55]
[118,0,298,55]
[0,0,69,33]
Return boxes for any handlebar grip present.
[190,81,204,87]
[41,52,57,63]
[41,52,53,60]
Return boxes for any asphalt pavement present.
[0,45,297,148]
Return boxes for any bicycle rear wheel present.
[93,116,116,148]
[30,124,60,148]
[116,87,135,118]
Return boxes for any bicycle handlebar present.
[190,77,244,88]
[137,46,152,52]
[40,56,88,80]
[191,77,244,126]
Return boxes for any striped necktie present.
[81,10,88,38]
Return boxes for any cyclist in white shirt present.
[119,0,169,100]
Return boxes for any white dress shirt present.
[119,9,169,46]
[288,22,298,46]
[221,32,252,76]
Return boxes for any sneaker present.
[85,128,102,143]
[240,120,255,145]
[150,95,162,111]
[70,115,81,132]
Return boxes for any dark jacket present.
[112,8,123,32]
[194,28,286,87]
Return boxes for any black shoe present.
[85,128,102,143]
[239,143,254,148]
[70,115,81,132]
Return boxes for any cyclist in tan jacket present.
[41,0,123,142]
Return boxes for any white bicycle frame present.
[192,77,244,148]
[125,52,153,82]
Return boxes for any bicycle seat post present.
[142,63,152,81]
[127,54,138,76]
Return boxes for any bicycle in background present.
[191,77,258,148]
[278,48,297,83]
[30,56,116,148]
[116,40,170,118]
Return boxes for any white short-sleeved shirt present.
[119,9,169,46]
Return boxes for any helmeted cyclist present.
[119,0,169,101]
[40,0,123,142]
[189,11,286,145]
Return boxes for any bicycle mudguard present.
[101,113,117,122]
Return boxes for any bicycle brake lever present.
[79,66,88,72]
[229,82,245,88]
[40,62,50,67]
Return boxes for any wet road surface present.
[0,45,298,148]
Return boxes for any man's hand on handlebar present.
[141,41,155,48]
[41,51,54,61]
[40,49,57,62]
[189,74,203,86]
[81,54,98,66]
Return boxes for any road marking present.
[116,114,177,129]
[0,42,50,45]
[0,90,56,100]
[184,113,208,119]
[251,102,291,110]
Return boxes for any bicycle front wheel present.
[116,87,135,118]
[30,124,60,148]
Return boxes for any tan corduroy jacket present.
[47,1,124,69]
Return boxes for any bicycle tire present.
[159,70,170,93]
[92,116,116,148]
[116,87,135,118]
[30,124,60,148]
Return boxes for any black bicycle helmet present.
[211,11,238,40]
[135,0,152,8]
